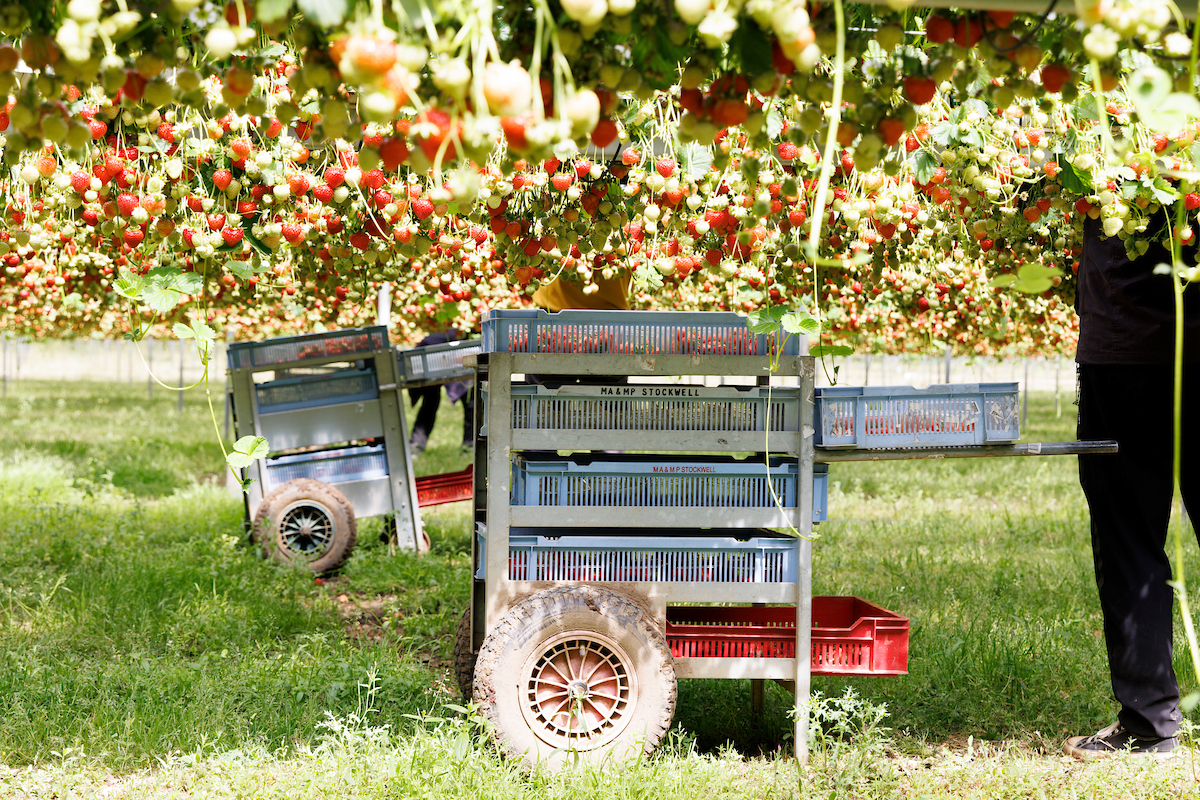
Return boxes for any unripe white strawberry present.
[675,0,709,25]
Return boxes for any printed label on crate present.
[536,385,794,399]
[650,465,719,473]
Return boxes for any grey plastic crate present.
[512,454,800,509]
[228,326,389,369]
[504,384,801,435]
[480,309,798,356]
[396,339,482,384]
[255,369,379,413]
[264,443,388,486]
[475,530,799,582]
[814,383,1020,449]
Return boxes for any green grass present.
[1,380,1199,797]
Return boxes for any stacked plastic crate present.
[227,326,425,554]
[463,309,910,764]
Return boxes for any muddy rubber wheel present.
[452,605,477,700]
[473,585,676,770]
[252,479,357,573]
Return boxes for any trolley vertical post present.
[795,354,815,764]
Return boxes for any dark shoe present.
[1063,723,1177,761]
[409,440,426,458]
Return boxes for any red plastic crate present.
[665,597,908,676]
[415,466,473,507]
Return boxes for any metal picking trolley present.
[454,308,905,768]
[228,326,426,572]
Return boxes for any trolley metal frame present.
[228,327,425,550]
[467,349,819,760]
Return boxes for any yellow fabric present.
[531,272,631,312]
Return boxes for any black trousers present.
[409,384,475,448]
[1077,363,1200,738]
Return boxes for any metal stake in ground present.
[178,338,184,414]
[147,336,153,399]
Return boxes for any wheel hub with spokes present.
[521,632,636,751]
[277,501,335,558]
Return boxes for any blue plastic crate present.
[504,384,801,435]
[475,529,799,582]
[255,369,379,413]
[814,383,1020,449]
[228,326,389,369]
[396,338,481,384]
[512,454,810,508]
[480,309,799,356]
[264,443,388,486]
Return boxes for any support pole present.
[147,336,153,400]
[2,336,7,398]
[1021,358,1030,430]
[944,345,951,383]
[377,281,392,328]
[178,338,185,414]
[1054,354,1062,418]
[863,353,871,386]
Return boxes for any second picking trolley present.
[454,309,907,767]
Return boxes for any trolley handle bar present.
[815,440,1118,463]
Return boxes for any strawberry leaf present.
[227,436,269,469]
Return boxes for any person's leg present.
[409,385,441,454]
[1077,363,1179,740]
[461,383,475,449]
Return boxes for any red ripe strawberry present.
[324,166,346,188]
[104,155,124,175]
[362,168,385,191]
[379,138,409,171]
[1151,132,1169,153]
[313,184,334,203]
[591,118,619,148]
[904,76,937,106]
[288,174,310,195]
[543,157,561,174]
[373,190,391,208]
[157,122,175,143]
[70,171,90,193]
[212,169,233,191]
[987,10,1016,28]
[326,215,344,234]
[265,117,284,138]
[777,142,798,160]
[788,208,806,227]
[82,208,100,227]
[840,153,855,173]
[237,200,257,216]
[116,193,138,217]
[924,14,954,44]
[221,227,244,246]
[656,158,676,178]
[123,226,145,247]
[621,147,640,167]
[362,128,384,148]
[412,198,435,220]
[1040,64,1071,94]
[230,138,252,159]
[282,223,303,243]
[350,232,370,250]
[1186,193,1200,211]
[574,159,592,179]
[551,173,573,191]
[87,119,107,140]
[905,135,920,153]
[953,18,982,48]
[207,213,226,231]
[878,119,902,149]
